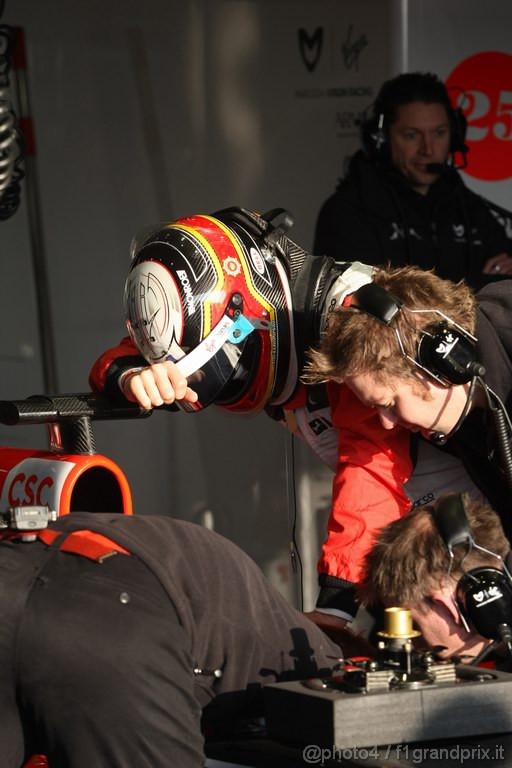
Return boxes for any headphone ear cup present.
[416,324,479,385]
[456,568,512,641]
[360,115,388,163]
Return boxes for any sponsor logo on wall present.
[446,51,512,181]
[295,22,374,138]
[297,23,369,74]
[298,27,324,73]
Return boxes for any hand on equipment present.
[121,362,199,410]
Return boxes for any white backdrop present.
[406,0,512,211]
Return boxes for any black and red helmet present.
[124,207,305,413]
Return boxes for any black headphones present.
[351,282,484,386]
[360,95,468,165]
[431,494,512,643]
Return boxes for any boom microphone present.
[425,163,448,174]
[498,623,512,653]
[430,431,447,446]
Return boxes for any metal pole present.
[12,27,58,394]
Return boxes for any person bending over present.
[358,493,512,667]
[0,509,374,768]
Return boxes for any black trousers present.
[0,539,204,768]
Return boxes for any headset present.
[351,282,484,386]
[431,494,512,647]
[352,279,512,491]
[359,75,469,167]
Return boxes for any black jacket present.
[314,151,511,290]
[453,280,512,540]
[48,513,341,713]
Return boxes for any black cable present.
[471,640,498,666]
[497,623,512,658]
[452,375,478,434]
[286,431,304,610]
[478,378,512,495]
[431,375,479,446]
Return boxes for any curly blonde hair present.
[302,265,476,387]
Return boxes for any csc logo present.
[446,51,512,181]
[7,473,54,507]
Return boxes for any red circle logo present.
[446,51,512,181]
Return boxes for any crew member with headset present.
[359,492,512,670]
[304,262,512,626]
[314,71,512,289]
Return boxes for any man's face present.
[388,101,452,194]
[409,597,487,661]
[344,372,467,439]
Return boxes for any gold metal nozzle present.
[377,607,422,639]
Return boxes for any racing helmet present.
[124,207,303,413]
